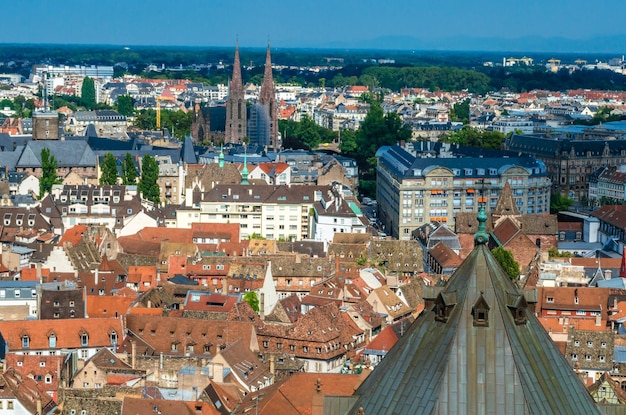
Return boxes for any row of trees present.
[99,152,160,204]
[39,149,161,205]
[440,126,507,149]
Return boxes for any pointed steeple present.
[260,42,274,103]
[218,145,224,168]
[231,41,244,96]
[225,41,247,144]
[259,42,278,150]
[492,182,521,217]
[241,146,249,185]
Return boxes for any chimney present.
[260,292,265,321]
[160,352,164,370]
[222,277,228,295]
[36,263,42,280]
[95,268,99,286]
[605,270,612,280]
[269,354,275,379]
[596,313,602,327]
[37,399,42,415]
[131,340,137,369]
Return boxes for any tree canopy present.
[492,247,520,280]
[116,95,134,117]
[278,115,337,150]
[138,154,160,204]
[99,152,118,185]
[440,126,506,150]
[550,193,574,213]
[243,292,259,312]
[81,77,96,109]
[39,148,59,198]
[121,152,138,185]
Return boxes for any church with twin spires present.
[224,42,278,149]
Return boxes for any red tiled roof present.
[58,225,88,246]
[20,266,50,281]
[365,324,399,353]
[87,295,136,318]
[1,318,123,352]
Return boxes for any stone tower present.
[225,42,247,144]
[259,43,278,149]
[191,102,210,143]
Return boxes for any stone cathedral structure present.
[225,42,278,149]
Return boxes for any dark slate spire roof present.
[348,242,602,414]
[181,135,197,164]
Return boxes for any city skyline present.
[3,0,626,53]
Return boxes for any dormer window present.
[49,333,56,349]
[507,292,528,325]
[22,335,30,349]
[434,291,457,323]
[472,292,490,327]
[80,333,88,347]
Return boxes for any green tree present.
[450,98,470,124]
[121,152,138,185]
[81,77,96,109]
[550,193,574,213]
[492,247,520,280]
[138,154,160,204]
[39,148,59,198]
[133,109,156,130]
[116,95,134,117]
[441,126,505,150]
[243,292,259,313]
[354,102,412,177]
[99,152,118,185]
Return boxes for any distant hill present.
[292,35,626,54]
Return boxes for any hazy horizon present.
[3,0,626,54]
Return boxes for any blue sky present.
[4,0,626,50]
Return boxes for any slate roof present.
[348,242,602,414]
[17,140,96,168]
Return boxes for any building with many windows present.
[506,133,626,200]
[376,144,551,240]
[176,184,332,240]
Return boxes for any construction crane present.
[156,96,162,130]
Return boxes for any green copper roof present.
[348,244,602,415]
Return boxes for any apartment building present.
[376,144,551,240]
[176,184,332,241]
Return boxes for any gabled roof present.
[0,317,122,352]
[17,140,96,168]
[492,182,521,216]
[348,242,602,414]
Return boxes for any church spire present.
[259,41,278,150]
[225,41,247,144]
[231,41,244,96]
